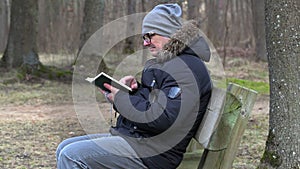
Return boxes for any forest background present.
[0,0,278,168]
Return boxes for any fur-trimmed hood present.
[156,20,211,63]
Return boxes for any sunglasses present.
[142,32,156,43]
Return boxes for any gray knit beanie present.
[142,4,183,38]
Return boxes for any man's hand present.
[119,75,138,90]
[99,83,119,103]
[99,75,137,103]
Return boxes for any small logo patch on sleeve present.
[168,87,181,99]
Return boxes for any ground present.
[0,55,269,169]
[0,97,269,169]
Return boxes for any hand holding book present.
[119,75,138,90]
[85,72,133,93]
[86,73,138,103]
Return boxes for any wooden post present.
[198,83,257,169]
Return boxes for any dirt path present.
[0,104,76,121]
[0,102,117,120]
[0,95,269,121]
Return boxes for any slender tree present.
[123,0,136,54]
[258,0,300,168]
[1,0,39,69]
[78,0,105,53]
[76,0,108,73]
[187,0,200,20]
[206,0,222,46]
[0,0,10,52]
[251,0,267,61]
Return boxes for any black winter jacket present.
[111,21,212,169]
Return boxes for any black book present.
[86,72,132,93]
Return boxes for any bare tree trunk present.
[38,0,52,53]
[251,0,267,61]
[187,0,200,20]
[1,0,39,69]
[258,0,300,168]
[123,0,136,54]
[0,0,10,52]
[78,0,105,54]
[76,0,108,73]
[141,0,148,65]
[37,0,84,54]
[206,0,221,46]
[222,0,229,67]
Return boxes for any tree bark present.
[123,0,136,54]
[0,0,10,52]
[258,0,300,168]
[251,0,267,61]
[206,0,222,46]
[76,0,108,73]
[187,0,200,20]
[1,0,39,69]
[78,0,105,53]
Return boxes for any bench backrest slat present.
[194,87,226,148]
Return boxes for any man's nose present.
[143,40,151,46]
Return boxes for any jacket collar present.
[156,20,210,63]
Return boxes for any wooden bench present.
[182,83,258,169]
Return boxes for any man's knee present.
[56,136,83,161]
[57,145,88,169]
[59,143,79,160]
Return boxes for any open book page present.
[86,72,132,93]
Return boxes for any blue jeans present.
[56,133,147,169]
